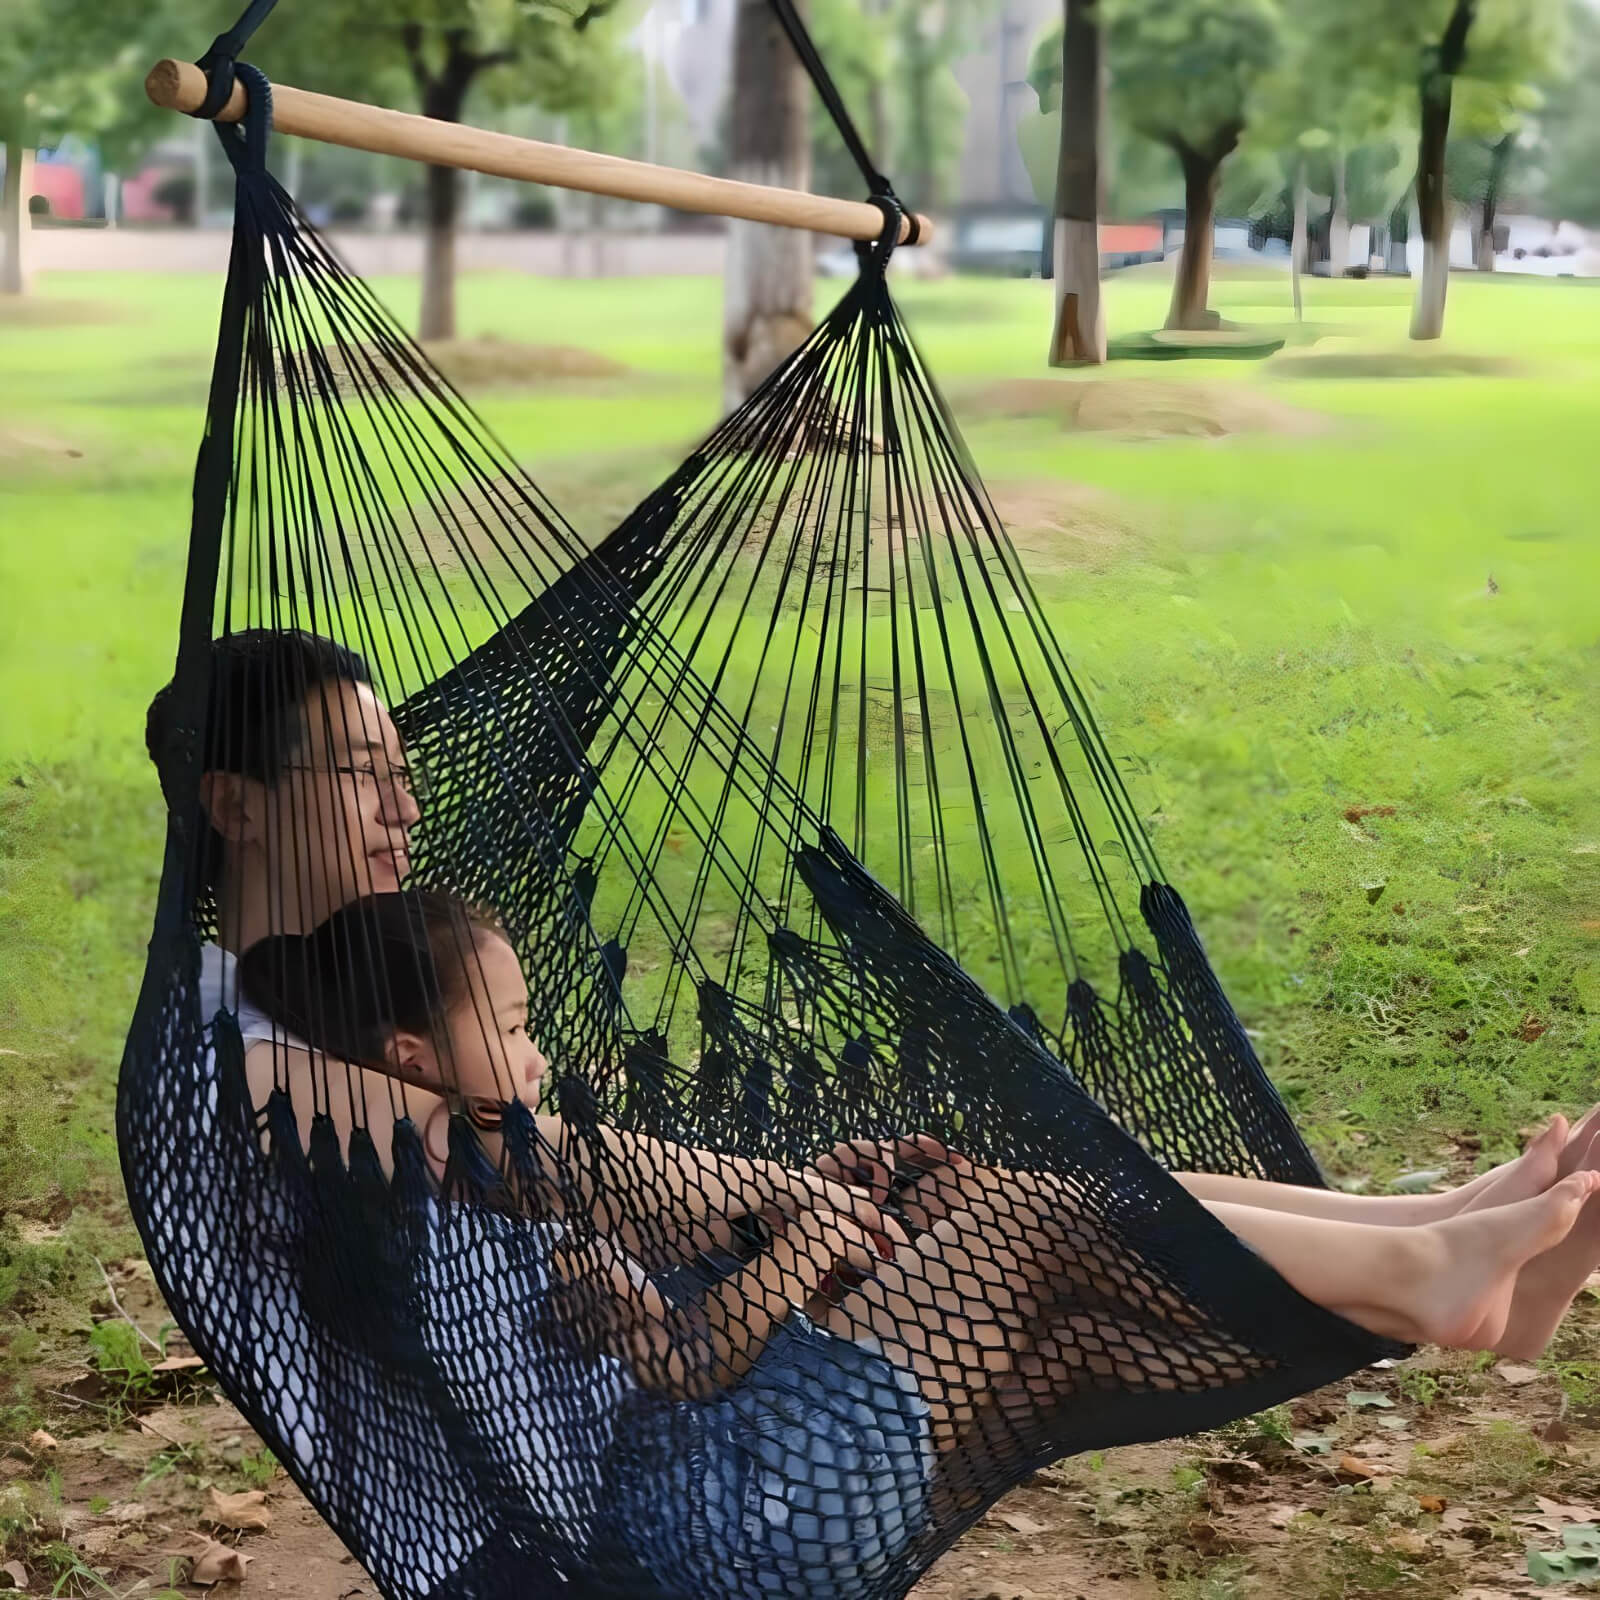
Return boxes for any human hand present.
[807,1133,961,1207]
[760,1202,881,1308]
[766,1163,909,1262]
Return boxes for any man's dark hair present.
[146,629,374,896]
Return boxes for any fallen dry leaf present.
[1417,1494,1448,1514]
[1335,1453,1379,1480]
[186,1536,252,1586]
[152,1354,207,1373]
[79,1526,125,1558]
[1494,1362,1541,1386]
[0,1560,27,1590]
[204,1486,272,1532]
[1535,1496,1600,1524]
[990,1510,1050,1537]
[1440,1507,1484,1533]
[27,1429,57,1453]
[1386,1530,1430,1557]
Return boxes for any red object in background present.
[1100,222,1163,256]
[28,160,85,221]
[121,167,183,223]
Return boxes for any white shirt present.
[198,941,308,1050]
[197,944,629,1564]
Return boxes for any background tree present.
[808,0,982,212]
[1415,1,1480,336]
[722,0,811,411]
[1248,5,1410,312]
[1101,0,1282,332]
[1532,0,1600,226]
[253,1,631,340]
[1019,43,1183,225]
[1310,0,1563,339]
[1045,0,1106,365]
[1,4,175,294]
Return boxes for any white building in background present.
[951,0,1055,213]
[649,0,739,153]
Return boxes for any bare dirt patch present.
[422,336,630,389]
[260,336,632,402]
[1269,350,1524,380]
[0,295,124,328]
[0,427,85,467]
[964,377,1326,440]
[985,479,1147,571]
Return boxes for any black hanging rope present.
[765,0,898,202]
[190,0,281,120]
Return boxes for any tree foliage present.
[0,0,178,161]
[1101,0,1282,167]
[1528,0,1600,224]
[246,0,633,123]
[1018,23,1182,220]
[806,0,983,208]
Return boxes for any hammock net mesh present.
[120,68,1401,1600]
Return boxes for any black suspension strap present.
[190,0,282,121]
[765,0,897,203]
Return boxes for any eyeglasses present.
[284,756,432,804]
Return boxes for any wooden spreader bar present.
[146,59,932,246]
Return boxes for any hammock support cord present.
[119,49,1403,1600]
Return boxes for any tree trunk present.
[1411,0,1476,340]
[1165,146,1222,332]
[1411,84,1452,338]
[2,142,32,296]
[1476,130,1512,272]
[1387,195,1410,275]
[1328,149,1350,275]
[420,161,460,341]
[723,0,813,411]
[412,40,480,343]
[1049,0,1105,365]
[1290,157,1307,322]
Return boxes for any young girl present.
[241,891,1600,1595]
[239,891,937,1597]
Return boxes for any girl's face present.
[434,932,549,1111]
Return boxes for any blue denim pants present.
[610,1313,932,1599]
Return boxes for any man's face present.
[205,678,422,935]
[271,679,422,930]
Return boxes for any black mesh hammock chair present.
[120,31,1404,1600]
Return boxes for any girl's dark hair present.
[239,891,504,1074]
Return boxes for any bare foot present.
[1335,1173,1600,1349]
[1439,1115,1571,1216]
[1491,1129,1600,1359]
[1559,1106,1600,1177]
[1458,1116,1567,1214]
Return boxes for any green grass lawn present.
[1,260,1597,1301]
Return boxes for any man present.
[144,627,899,1228]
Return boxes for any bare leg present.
[1174,1116,1570,1224]
[1206,1173,1600,1348]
